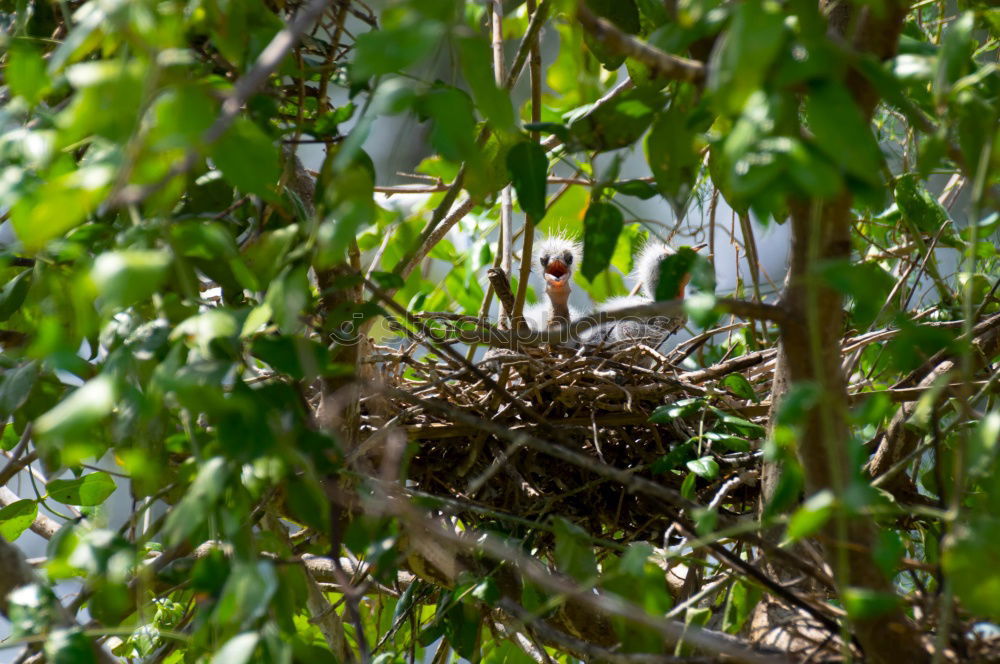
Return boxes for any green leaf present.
[763,461,803,518]
[0,499,38,541]
[581,201,623,281]
[210,118,281,197]
[35,375,117,442]
[969,412,1000,478]
[251,335,333,380]
[894,174,951,234]
[651,440,697,473]
[805,81,884,186]
[47,472,117,506]
[684,292,720,328]
[45,628,97,664]
[774,382,821,427]
[653,247,698,301]
[680,470,697,498]
[649,398,704,423]
[611,180,659,199]
[841,587,900,620]
[163,457,229,547]
[817,260,895,329]
[703,431,751,453]
[0,362,38,420]
[718,413,766,439]
[944,517,1000,620]
[90,250,172,311]
[646,104,701,216]
[456,35,515,133]
[211,632,260,664]
[934,11,974,98]
[0,270,33,322]
[784,490,834,543]
[567,88,662,152]
[350,21,444,81]
[721,373,757,402]
[552,517,598,582]
[708,0,786,113]
[686,456,719,479]
[419,86,478,164]
[582,0,641,69]
[6,42,51,106]
[506,141,549,220]
[723,579,761,635]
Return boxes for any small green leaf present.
[969,411,1000,478]
[90,250,171,311]
[646,103,701,216]
[506,141,549,220]
[0,270,32,322]
[680,470,697,498]
[45,628,97,664]
[0,499,38,541]
[894,174,951,234]
[653,248,698,301]
[805,81,884,186]
[350,21,443,81]
[686,456,719,479]
[708,0,786,113]
[0,362,38,420]
[210,118,281,198]
[35,375,117,442]
[567,87,662,152]
[784,490,834,543]
[581,201,624,281]
[841,587,900,620]
[552,516,598,582]
[611,180,659,199]
[721,374,757,402]
[718,413,766,439]
[649,398,704,423]
[703,431,751,453]
[456,35,515,133]
[211,632,260,664]
[722,579,761,635]
[583,0,641,69]
[651,440,697,473]
[7,43,51,106]
[774,382,821,427]
[47,472,117,506]
[684,292,719,327]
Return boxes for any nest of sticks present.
[356,286,951,547]
[360,309,778,545]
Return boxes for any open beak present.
[544,259,571,291]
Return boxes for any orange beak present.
[543,259,571,292]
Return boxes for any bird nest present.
[360,315,779,546]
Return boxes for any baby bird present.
[584,240,707,348]
[482,235,582,372]
[526,236,582,334]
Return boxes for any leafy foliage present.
[0,0,998,663]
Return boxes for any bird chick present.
[532,235,581,332]
[482,235,581,374]
[584,240,707,348]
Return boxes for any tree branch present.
[576,4,706,85]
